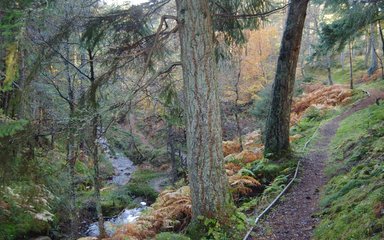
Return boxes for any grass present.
[358,79,384,92]
[314,103,384,240]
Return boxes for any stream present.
[98,137,135,185]
[84,137,144,237]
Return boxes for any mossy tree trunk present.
[264,0,309,158]
[176,0,233,224]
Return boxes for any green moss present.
[77,170,161,216]
[291,106,337,153]
[156,232,191,240]
[126,169,160,202]
[314,103,384,240]
[100,187,136,216]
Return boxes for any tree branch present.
[215,3,289,19]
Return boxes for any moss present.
[314,103,384,240]
[156,232,191,240]
[291,107,337,152]
[126,169,160,202]
[100,186,137,216]
[77,170,161,217]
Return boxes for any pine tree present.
[264,0,310,158]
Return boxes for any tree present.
[368,23,378,76]
[316,0,384,75]
[264,0,310,158]
[176,0,233,226]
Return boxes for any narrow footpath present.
[252,90,384,240]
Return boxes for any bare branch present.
[42,72,73,106]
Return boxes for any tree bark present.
[378,21,384,79]
[368,23,378,76]
[326,54,333,85]
[264,0,309,158]
[176,0,233,224]
[365,27,371,68]
[349,41,354,89]
[235,71,243,151]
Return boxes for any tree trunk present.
[64,40,79,239]
[326,54,333,85]
[92,112,105,239]
[264,0,309,158]
[365,27,371,68]
[340,51,345,70]
[167,123,178,184]
[67,134,78,239]
[88,48,106,239]
[176,0,233,224]
[349,41,354,89]
[378,21,384,79]
[235,71,243,151]
[368,23,378,76]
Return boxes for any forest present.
[1,0,384,239]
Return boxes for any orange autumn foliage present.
[291,84,353,124]
[111,186,191,240]
[229,175,261,198]
[223,140,242,156]
[234,150,263,164]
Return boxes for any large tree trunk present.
[264,0,309,158]
[176,0,233,224]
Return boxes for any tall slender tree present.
[264,0,310,158]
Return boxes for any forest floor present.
[251,90,384,240]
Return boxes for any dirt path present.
[252,90,384,240]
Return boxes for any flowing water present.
[98,137,136,185]
[84,136,143,237]
[85,202,147,237]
